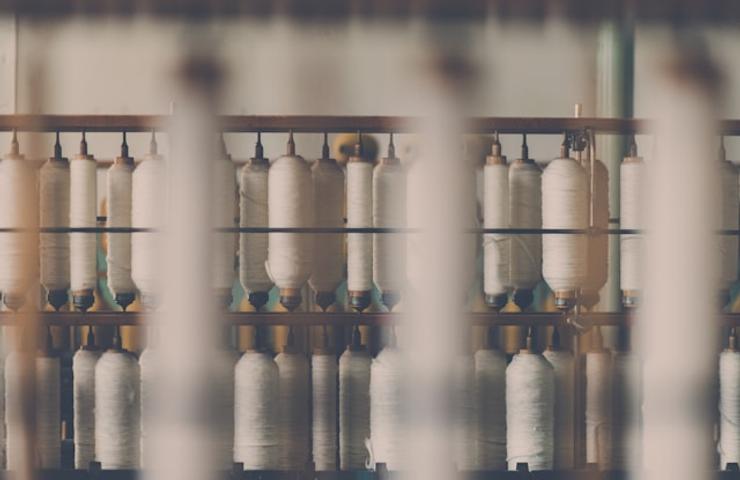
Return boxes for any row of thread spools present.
[3,322,640,473]
[7,126,737,316]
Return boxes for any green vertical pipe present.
[596,21,634,314]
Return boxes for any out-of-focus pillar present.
[146,50,222,480]
[639,46,721,480]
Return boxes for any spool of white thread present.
[585,339,613,468]
[73,347,101,469]
[70,134,98,310]
[235,350,280,470]
[106,137,136,309]
[212,348,239,469]
[309,136,345,310]
[0,135,38,310]
[509,143,542,300]
[39,137,70,310]
[483,138,510,309]
[370,346,404,471]
[347,136,374,311]
[581,153,609,307]
[542,140,588,308]
[720,336,740,470]
[212,139,237,306]
[453,355,477,471]
[267,133,313,310]
[239,136,272,310]
[506,344,554,471]
[36,354,61,469]
[339,336,371,470]
[719,152,738,295]
[5,351,21,471]
[543,340,574,469]
[373,137,406,310]
[612,348,639,469]
[312,349,338,470]
[95,349,140,469]
[138,347,156,467]
[474,345,507,470]
[275,347,310,470]
[132,135,166,309]
[619,144,644,307]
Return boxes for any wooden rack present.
[0,114,740,135]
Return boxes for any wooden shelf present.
[1,115,740,135]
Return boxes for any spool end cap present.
[315,291,336,311]
[381,291,401,312]
[513,288,534,310]
[485,293,509,311]
[349,291,372,312]
[47,289,68,311]
[115,292,136,312]
[248,291,270,311]
[73,293,95,312]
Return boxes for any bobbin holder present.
[6,114,740,478]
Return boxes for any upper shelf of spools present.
[2,113,740,326]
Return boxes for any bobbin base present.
[279,288,302,312]
[46,289,68,311]
[513,288,534,311]
[215,290,234,310]
[580,290,600,310]
[3,292,25,312]
[349,290,372,312]
[485,293,509,312]
[315,291,336,312]
[720,289,731,309]
[381,291,400,312]
[140,294,158,311]
[248,291,270,311]
[115,292,136,312]
[73,291,95,312]
[554,290,577,310]
[622,290,639,309]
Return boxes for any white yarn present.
[619,157,645,294]
[234,351,280,469]
[585,349,612,468]
[212,349,239,469]
[542,156,588,294]
[309,158,345,295]
[239,159,272,295]
[95,350,140,469]
[70,153,98,293]
[40,157,70,293]
[339,347,371,470]
[0,154,38,306]
[506,351,554,471]
[267,153,313,290]
[212,156,237,294]
[583,158,610,296]
[483,162,510,297]
[132,153,166,305]
[139,347,156,467]
[347,161,374,293]
[720,348,740,469]
[509,160,542,290]
[5,351,21,471]
[543,347,574,469]
[373,160,406,295]
[370,347,405,471]
[720,160,739,290]
[107,161,136,296]
[612,350,639,469]
[312,352,338,470]
[453,355,477,471]
[37,355,61,469]
[275,351,310,470]
[73,348,101,469]
[474,347,507,470]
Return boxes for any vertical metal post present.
[596,21,635,314]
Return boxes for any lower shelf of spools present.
[16,468,740,480]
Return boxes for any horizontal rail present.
[9,227,740,235]
[4,311,738,327]
[1,115,740,135]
